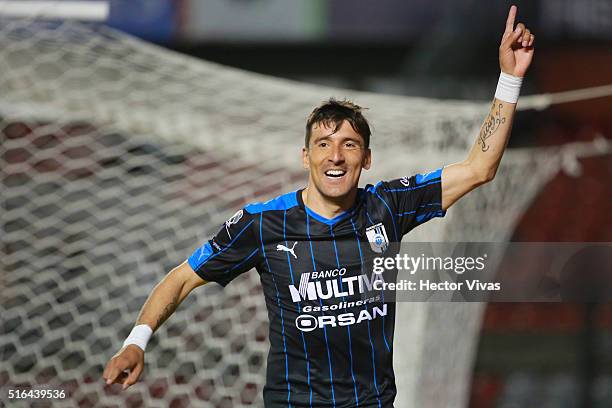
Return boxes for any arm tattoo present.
[479,102,506,152]
[156,300,178,328]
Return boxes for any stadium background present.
[1,0,611,407]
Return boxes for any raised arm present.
[103,261,207,389]
[441,5,535,210]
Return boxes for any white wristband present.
[494,72,523,104]
[122,324,153,351]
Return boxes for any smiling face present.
[302,120,371,204]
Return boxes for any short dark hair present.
[305,98,371,149]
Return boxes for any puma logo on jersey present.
[277,242,298,259]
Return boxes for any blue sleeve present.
[187,208,260,287]
[378,168,446,236]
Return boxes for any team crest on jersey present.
[365,223,389,253]
[225,209,243,238]
[400,177,410,187]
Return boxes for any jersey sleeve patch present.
[187,209,259,286]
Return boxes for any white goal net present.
[0,14,602,408]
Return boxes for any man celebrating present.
[104,6,534,407]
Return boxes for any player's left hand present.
[499,5,535,77]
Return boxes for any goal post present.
[0,1,109,21]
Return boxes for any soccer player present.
[103,6,534,407]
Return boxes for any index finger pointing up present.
[505,5,517,33]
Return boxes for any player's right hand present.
[103,345,145,390]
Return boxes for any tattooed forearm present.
[478,102,506,152]
[156,300,178,328]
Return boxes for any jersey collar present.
[296,188,364,226]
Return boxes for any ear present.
[362,148,372,170]
[302,147,310,170]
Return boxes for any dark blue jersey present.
[188,168,446,408]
